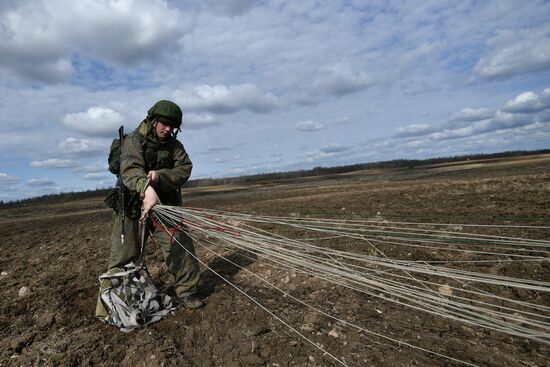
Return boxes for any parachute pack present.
[96,262,176,332]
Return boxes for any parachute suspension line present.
[231,216,550,253]
[199,209,550,229]
[151,205,550,346]
[178,209,550,266]
[176,208,549,293]
[185,207,550,245]
[157,206,550,334]
[352,234,550,320]
[181,225,478,367]
[151,209,477,366]
[150,213,351,367]
[157,207,545,300]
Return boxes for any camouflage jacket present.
[121,119,192,206]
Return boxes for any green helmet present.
[147,100,183,128]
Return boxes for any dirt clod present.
[18,286,30,297]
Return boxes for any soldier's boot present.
[176,294,204,309]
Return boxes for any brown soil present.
[0,154,549,366]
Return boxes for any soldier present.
[99,100,203,314]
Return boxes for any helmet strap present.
[153,118,179,139]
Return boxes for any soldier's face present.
[154,121,174,140]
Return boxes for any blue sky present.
[0,0,549,202]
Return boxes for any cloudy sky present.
[0,0,549,202]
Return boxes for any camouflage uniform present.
[106,117,200,300]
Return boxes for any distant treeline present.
[0,188,112,208]
[185,149,550,187]
[2,149,548,208]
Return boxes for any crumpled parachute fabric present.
[97,262,176,332]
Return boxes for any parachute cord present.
[151,213,351,367]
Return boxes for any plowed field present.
[1,154,549,366]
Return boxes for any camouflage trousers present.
[96,211,200,317]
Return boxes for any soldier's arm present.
[120,133,148,193]
[156,141,193,192]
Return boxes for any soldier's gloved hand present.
[147,170,159,185]
[140,186,160,221]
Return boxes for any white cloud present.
[403,140,425,149]
[175,84,279,114]
[491,110,532,129]
[503,89,550,113]
[394,124,438,138]
[474,26,550,80]
[448,108,494,122]
[78,161,109,174]
[428,121,490,141]
[296,120,324,132]
[400,119,550,158]
[58,137,108,157]
[399,42,442,66]
[296,117,352,132]
[27,178,55,187]
[184,113,220,130]
[428,111,533,141]
[62,106,124,137]
[30,158,80,169]
[393,88,547,142]
[313,63,372,97]
[0,173,20,186]
[0,0,191,83]
[83,172,109,181]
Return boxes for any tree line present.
[185,149,550,187]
